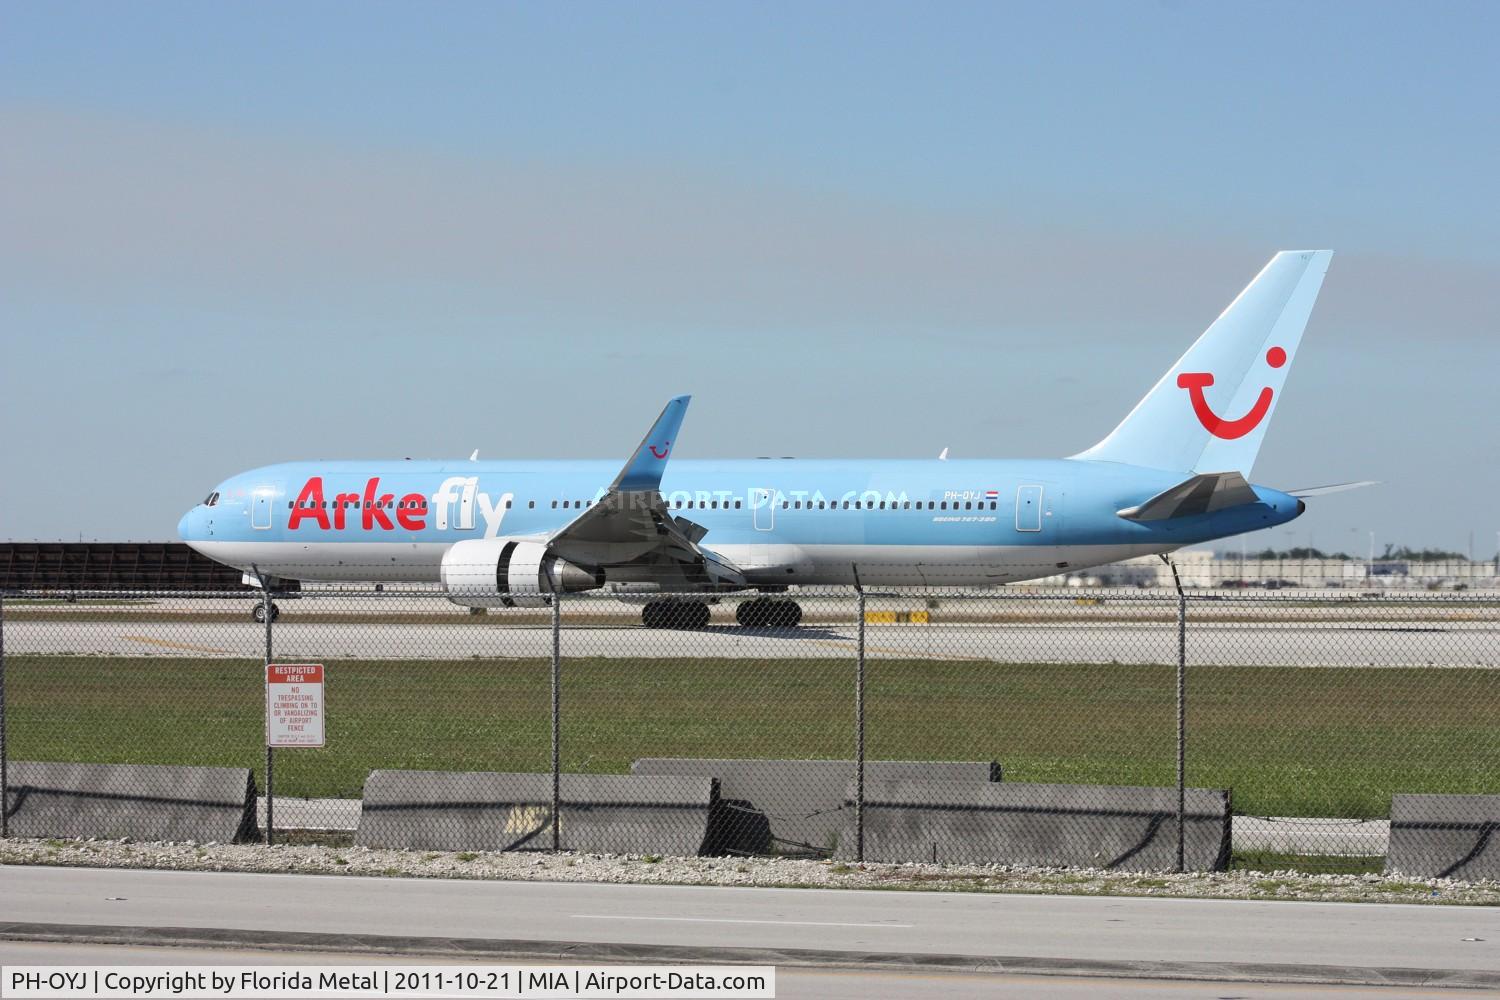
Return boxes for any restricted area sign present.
[266,663,325,748]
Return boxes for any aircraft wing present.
[543,395,747,588]
[1117,471,1261,522]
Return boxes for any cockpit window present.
[203,491,220,507]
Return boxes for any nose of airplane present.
[177,507,198,542]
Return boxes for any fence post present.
[1162,557,1187,873]
[1,590,7,839]
[551,591,562,852]
[855,589,866,862]
[263,588,275,846]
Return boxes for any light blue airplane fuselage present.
[178,457,1301,587]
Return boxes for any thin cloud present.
[4,104,1492,342]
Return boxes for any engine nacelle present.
[441,537,604,608]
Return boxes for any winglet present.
[1286,480,1378,498]
[611,395,690,492]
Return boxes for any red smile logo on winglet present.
[649,442,671,459]
[1177,347,1286,440]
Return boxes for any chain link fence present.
[1,584,1497,873]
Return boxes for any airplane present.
[179,250,1362,627]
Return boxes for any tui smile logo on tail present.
[649,442,671,459]
[1176,346,1287,440]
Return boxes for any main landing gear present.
[735,597,802,629]
[251,602,280,623]
[641,600,712,630]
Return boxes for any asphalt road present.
[8,619,1499,666]
[0,941,1486,1000]
[2,866,1496,988]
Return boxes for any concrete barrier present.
[4,761,258,843]
[837,779,1230,871]
[631,759,1001,857]
[356,771,716,856]
[1387,793,1500,879]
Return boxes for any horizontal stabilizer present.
[1118,471,1260,522]
[1287,480,1378,498]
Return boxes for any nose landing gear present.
[251,602,280,623]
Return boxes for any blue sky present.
[2,2,1497,555]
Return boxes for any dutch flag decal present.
[985,489,1000,500]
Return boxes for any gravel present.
[3,838,1498,906]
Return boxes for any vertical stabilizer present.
[1073,250,1332,476]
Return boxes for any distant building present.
[1035,550,1499,589]
[0,542,274,592]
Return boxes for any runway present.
[7,617,1499,666]
[2,866,1496,989]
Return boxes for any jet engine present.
[440,538,604,608]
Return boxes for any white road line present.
[571,914,913,928]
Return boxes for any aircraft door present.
[751,488,775,531]
[251,488,275,530]
[1015,485,1043,532]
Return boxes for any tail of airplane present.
[1073,250,1333,476]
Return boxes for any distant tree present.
[1228,544,1470,562]
[1240,547,1349,560]
[1380,545,1467,561]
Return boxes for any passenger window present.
[735,500,742,509]
[551,500,558,509]
[781,501,789,509]
[528,501,535,509]
[506,500,513,509]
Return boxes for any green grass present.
[6,656,1498,819]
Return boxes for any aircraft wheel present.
[252,603,266,623]
[736,598,769,629]
[690,601,711,629]
[769,599,802,629]
[641,601,665,628]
